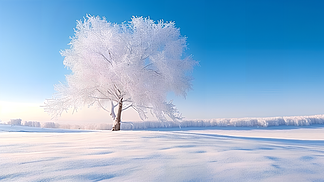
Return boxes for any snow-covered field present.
[1,124,324,181]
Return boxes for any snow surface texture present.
[1,125,324,181]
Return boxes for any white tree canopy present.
[44,15,196,124]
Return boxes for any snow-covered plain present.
[1,124,324,181]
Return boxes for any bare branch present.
[98,52,113,66]
[140,55,149,62]
[141,63,161,75]
[97,100,110,113]
[122,103,132,111]
[106,89,119,101]
[148,69,161,75]
[96,89,108,98]
[142,63,153,70]
[122,98,132,102]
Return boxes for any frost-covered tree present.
[44,15,196,131]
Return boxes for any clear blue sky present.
[1,0,324,120]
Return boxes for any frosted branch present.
[110,100,116,120]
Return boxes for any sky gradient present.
[0,0,324,124]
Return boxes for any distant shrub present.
[8,119,22,125]
[24,121,41,127]
[42,122,60,128]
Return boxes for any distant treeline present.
[2,114,324,131]
[2,119,111,130]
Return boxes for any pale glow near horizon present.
[0,100,156,125]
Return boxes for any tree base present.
[111,123,120,131]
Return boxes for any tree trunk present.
[112,99,123,131]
